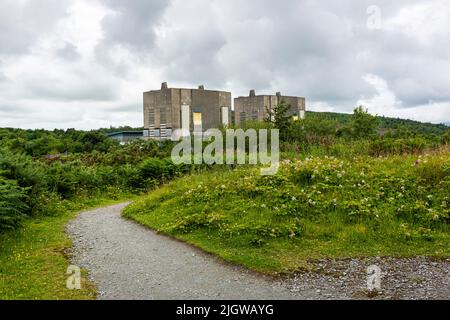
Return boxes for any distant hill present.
[307,111,449,136]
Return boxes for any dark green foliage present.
[256,106,447,156]
[0,177,28,232]
[442,129,450,144]
[0,127,119,156]
[124,151,450,273]
[0,128,193,232]
[283,114,337,151]
[0,113,448,232]
[368,137,432,156]
[341,106,380,138]
[265,100,293,140]
[306,111,448,136]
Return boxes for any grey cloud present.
[151,0,450,113]
[154,0,378,105]
[99,0,171,50]
[25,84,118,102]
[159,24,228,87]
[109,104,141,112]
[57,43,81,61]
[91,0,450,113]
[335,8,447,108]
[0,104,30,113]
[1,0,450,128]
[94,0,172,76]
[21,71,119,102]
[0,0,70,55]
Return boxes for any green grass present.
[0,195,135,300]
[124,151,450,275]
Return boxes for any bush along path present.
[67,203,449,300]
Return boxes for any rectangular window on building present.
[159,107,166,125]
[193,111,202,133]
[193,111,202,126]
[160,128,168,138]
[149,129,160,137]
[240,112,246,124]
[149,109,155,128]
[252,110,258,120]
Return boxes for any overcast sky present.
[0,0,449,129]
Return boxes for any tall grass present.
[124,148,450,273]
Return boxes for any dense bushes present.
[306,111,448,136]
[0,115,448,233]
[443,129,450,145]
[0,177,28,232]
[244,105,449,157]
[124,149,450,272]
[368,137,431,156]
[0,131,193,232]
[0,128,119,156]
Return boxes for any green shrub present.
[442,129,450,145]
[126,150,450,245]
[348,106,379,138]
[369,137,430,156]
[0,177,29,232]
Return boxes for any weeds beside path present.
[67,201,449,300]
[124,151,450,274]
[0,197,134,300]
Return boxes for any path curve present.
[67,203,449,300]
[66,203,318,300]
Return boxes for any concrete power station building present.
[234,90,306,125]
[143,82,231,139]
[142,83,306,139]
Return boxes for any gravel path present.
[67,203,449,300]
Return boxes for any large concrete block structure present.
[143,82,231,139]
[234,90,306,125]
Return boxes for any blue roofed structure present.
[106,131,143,144]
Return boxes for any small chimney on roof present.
[276,91,281,97]
[198,85,205,90]
[249,89,256,97]
[161,82,168,90]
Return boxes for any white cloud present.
[358,73,402,113]
[358,73,450,123]
[0,0,449,129]
[382,0,450,46]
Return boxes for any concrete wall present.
[234,92,305,125]
[143,84,231,138]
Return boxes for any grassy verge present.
[0,195,135,300]
[124,151,450,275]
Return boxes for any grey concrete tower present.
[234,90,306,125]
[143,82,232,139]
